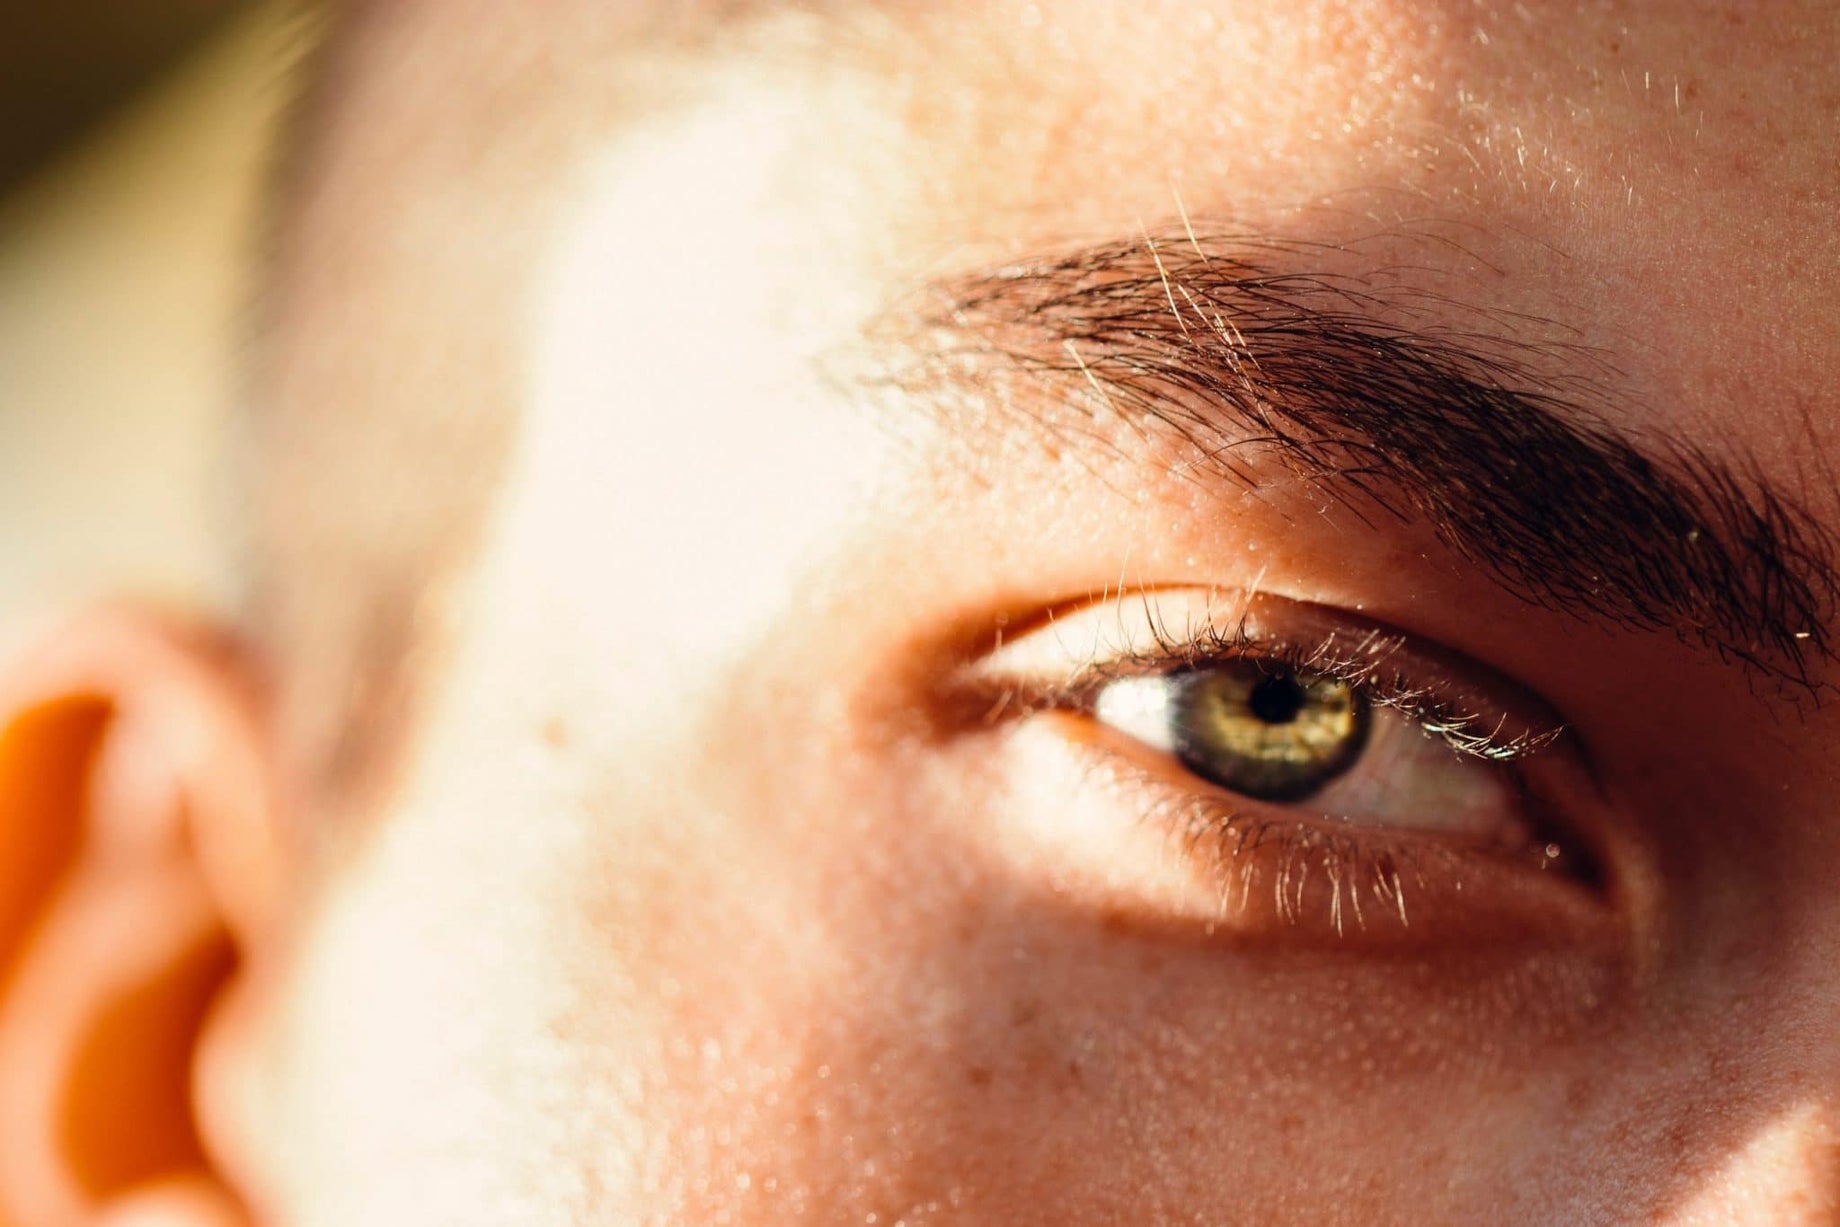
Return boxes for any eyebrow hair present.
[897,229,1839,691]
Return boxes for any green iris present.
[1166,661,1371,802]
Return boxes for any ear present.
[0,610,284,1227]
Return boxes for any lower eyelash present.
[1137,768,1443,937]
[1101,739,1599,945]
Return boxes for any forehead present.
[305,0,1840,437]
[891,1,1834,457]
[316,0,1840,237]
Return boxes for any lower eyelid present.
[1306,716,1530,841]
[1007,712,1621,952]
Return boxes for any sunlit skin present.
[3,1,1840,1223]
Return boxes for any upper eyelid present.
[962,588,1570,763]
[1096,639,1562,765]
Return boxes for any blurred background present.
[0,1,296,629]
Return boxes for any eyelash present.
[1134,782,1430,935]
[1008,611,1565,765]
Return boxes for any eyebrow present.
[890,229,1839,691]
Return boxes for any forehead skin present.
[236,2,1840,1223]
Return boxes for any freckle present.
[966,1065,994,1088]
[542,717,571,748]
[1009,998,1042,1028]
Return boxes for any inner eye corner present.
[1519,791,1612,896]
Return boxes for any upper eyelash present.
[1038,611,1565,764]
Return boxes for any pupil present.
[1247,673,1307,725]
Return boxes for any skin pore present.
[5,1,1840,1223]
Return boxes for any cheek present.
[249,641,1745,1227]
[621,735,1575,1224]
[401,690,1629,1223]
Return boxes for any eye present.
[1091,658,1551,853]
[958,588,1614,944]
[1095,663,1370,803]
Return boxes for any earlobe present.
[0,611,281,1227]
